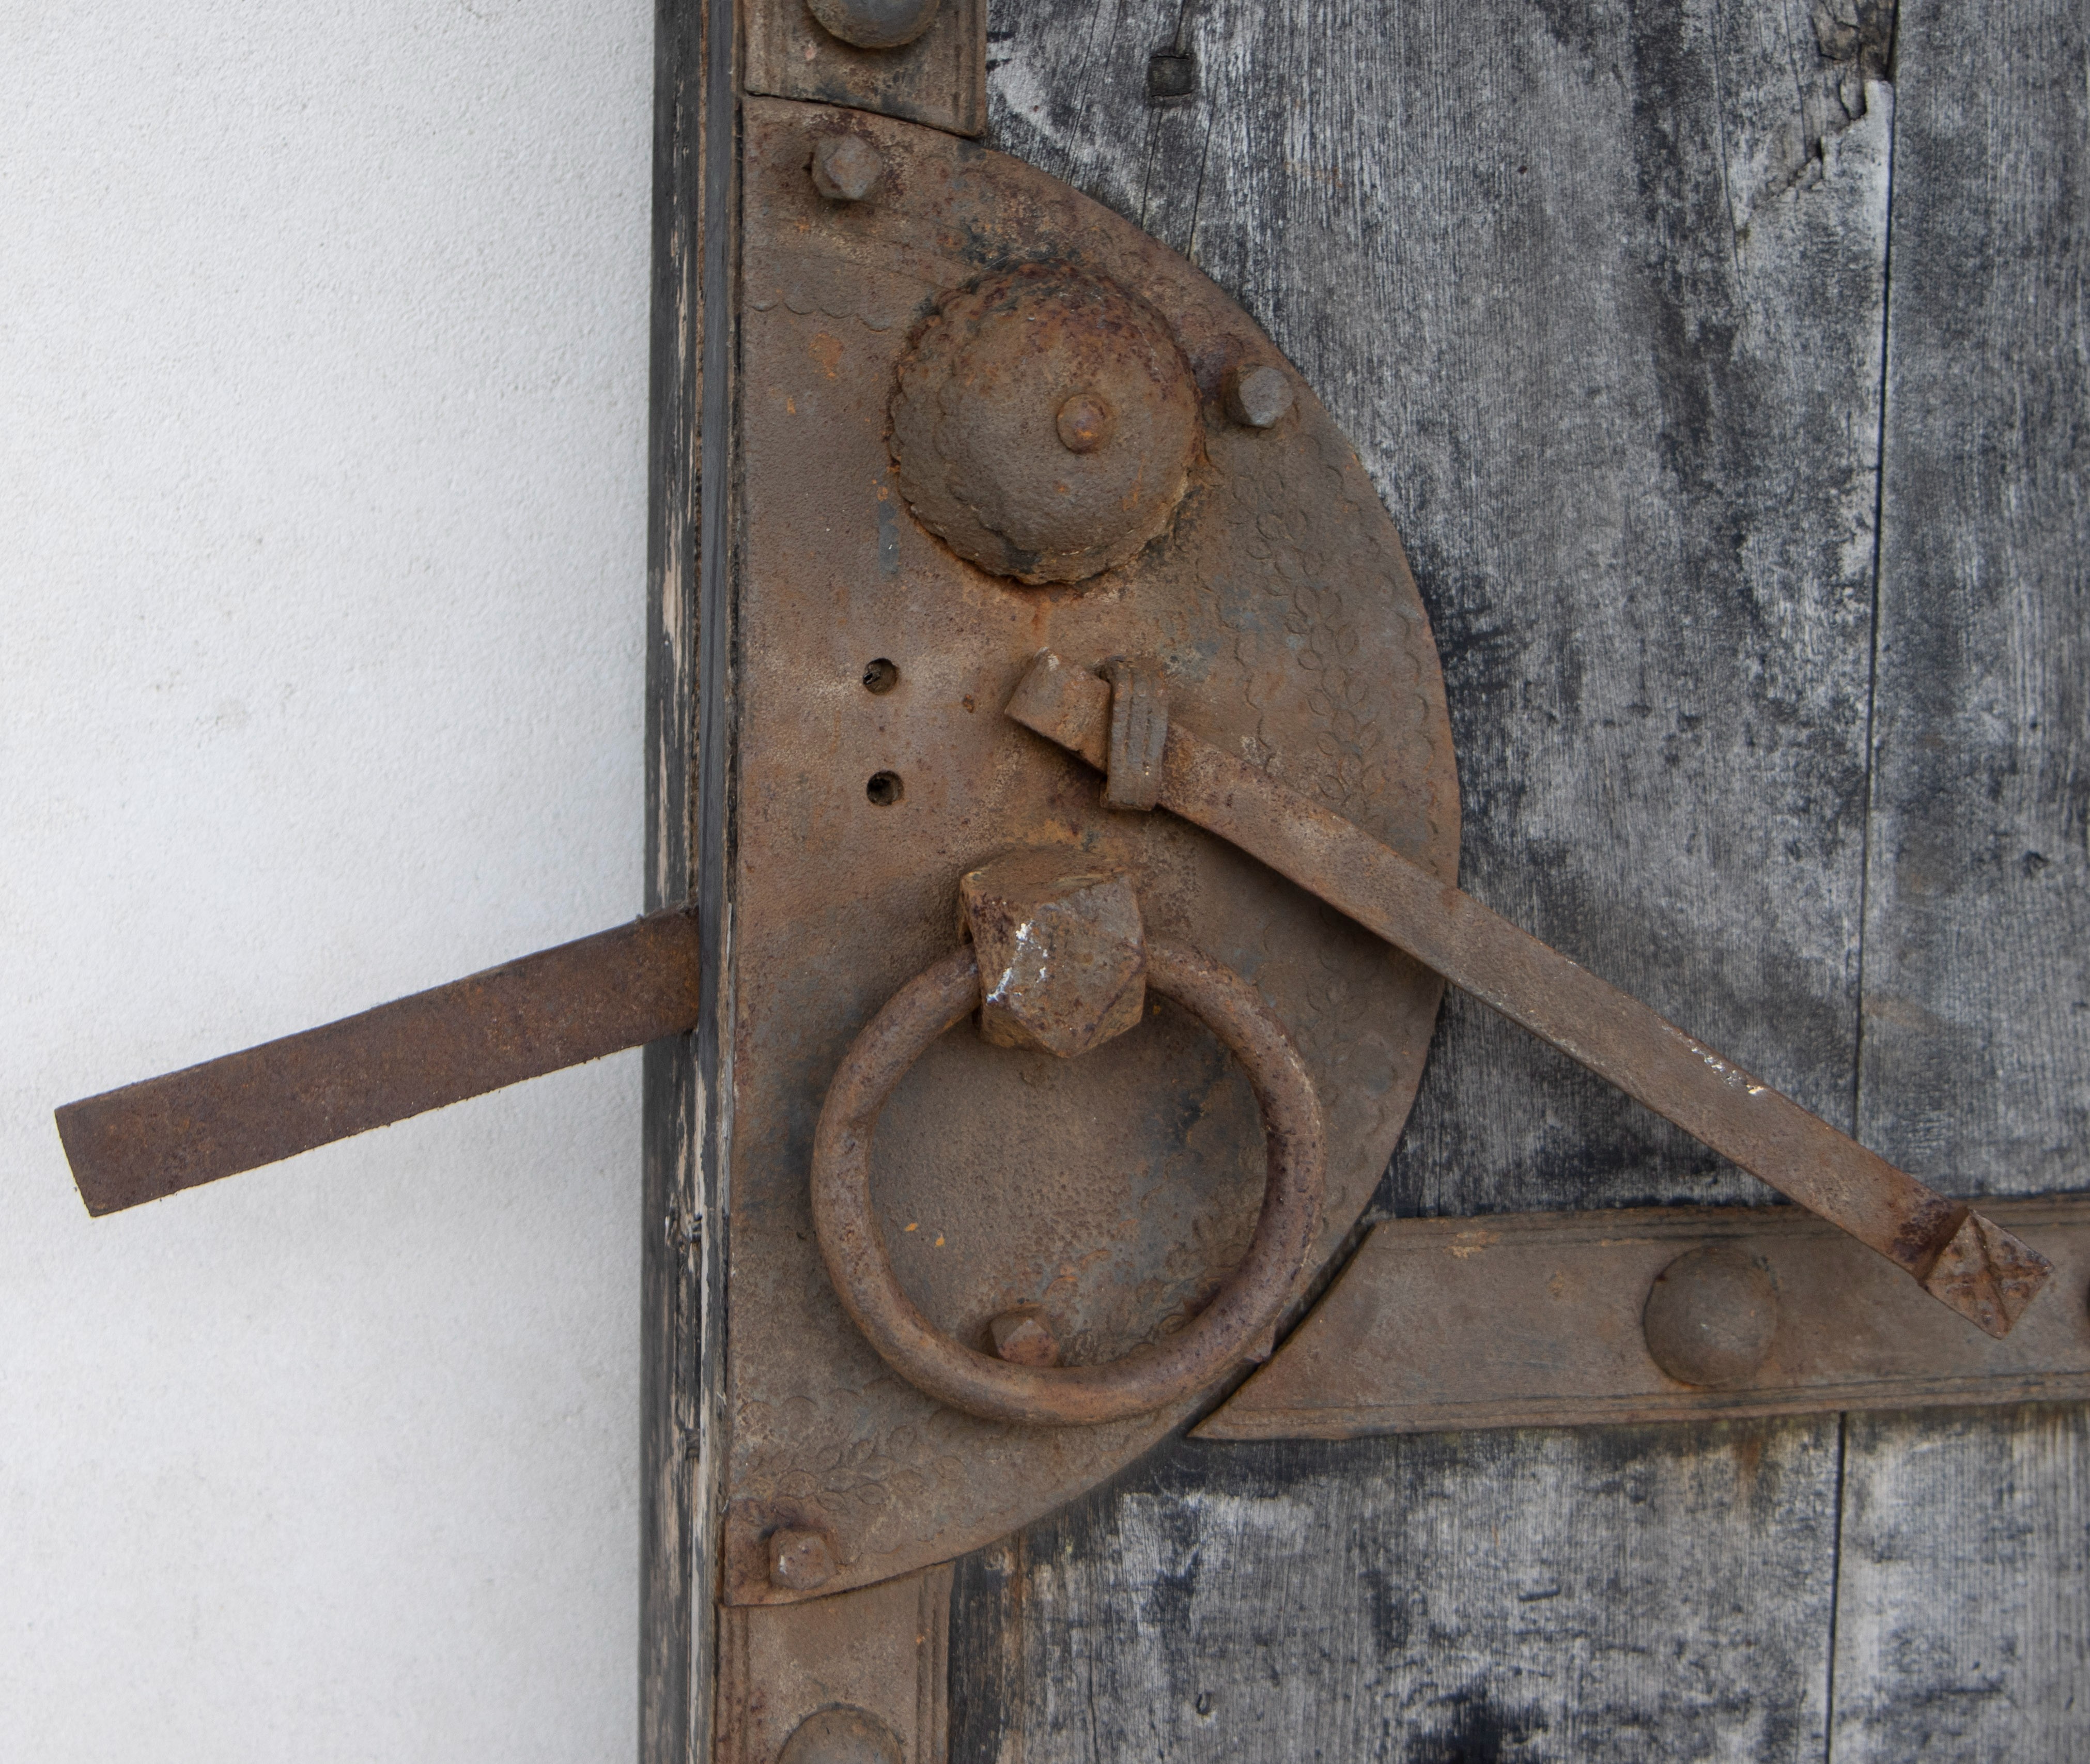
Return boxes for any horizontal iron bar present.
[1008,652,2051,1338]
[57,907,703,1216]
[1197,1196,2090,1440]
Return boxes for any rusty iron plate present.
[717,1564,951,1764]
[721,98,1460,1603]
[744,0,985,138]
[1198,1196,2090,1441]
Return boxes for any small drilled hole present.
[866,770,904,807]
[862,657,899,694]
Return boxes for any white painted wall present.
[3,5,655,1757]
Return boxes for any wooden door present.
[647,2,2087,1756]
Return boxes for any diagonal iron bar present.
[57,908,703,1216]
[1007,651,2052,1340]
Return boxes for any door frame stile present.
[643,1,741,1760]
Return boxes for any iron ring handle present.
[810,938,1327,1428]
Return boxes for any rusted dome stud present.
[889,261,1201,585]
[1054,392,1113,454]
[1226,363,1295,429]
[811,134,884,203]
[777,1706,904,1764]
[807,0,941,51]
[1642,1244,1782,1387]
[989,1310,1061,1367]
[767,1526,838,1592]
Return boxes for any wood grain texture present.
[961,2,1888,1747]
[988,0,1893,1216]
[1833,3,2090,1758]
[1855,0,2089,1197]
[971,1427,1839,1762]
[642,1,727,1760]
[1830,1405,2089,1762]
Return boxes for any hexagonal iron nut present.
[767,1526,838,1592]
[988,1309,1060,1367]
[959,849,1146,1059]
[811,134,885,203]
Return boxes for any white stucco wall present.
[3,5,655,1757]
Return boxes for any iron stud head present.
[1225,363,1295,429]
[1643,1245,1781,1387]
[807,0,941,51]
[959,849,1147,1059]
[812,134,885,203]
[767,1525,838,1592]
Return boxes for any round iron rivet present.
[989,1310,1060,1366]
[812,135,884,203]
[1642,1245,1781,1387]
[768,1526,838,1592]
[1225,364,1294,430]
[889,261,1201,584]
[1055,392,1113,455]
[777,1706,904,1764]
[807,0,941,51]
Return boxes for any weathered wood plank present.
[1856,0,2089,1197]
[642,2,729,1760]
[959,4,1890,1751]
[989,0,1893,1216]
[1830,1405,2089,1761]
[972,1425,1839,1762]
[1833,0,2090,1751]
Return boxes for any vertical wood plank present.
[983,1426,1839,1762]
[1856,0,2090,1196]
[964,5,1888,1751]
[990,0,1894,1216]
[643,2,734,1760]
[641,0,704,1748]
[1831,1406,2089,1761]
[1836,0,2090,1750]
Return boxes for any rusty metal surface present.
[724,98,1459,1601]
[807,0,942,52]
[810,939,1326,1427]
[1198,1196,2090,1441]
[1102,657,1167,811]
[1640,1245,1783,1387]
[888,263,1202,582]
[1006,651,2054,1337]
[958,852,1145,1059]
[717,1564,951,1764]
[56,908,703,1215]
[745,0,983,138]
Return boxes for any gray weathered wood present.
[1832,1,2090,1756]
[987,1426,1840,1761]
[1856,0,2089,1200]
[642,2,730,1760]
[988,0,1892,1217]
[955,0,1891,1753]
[1831,1405,2089,1762]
